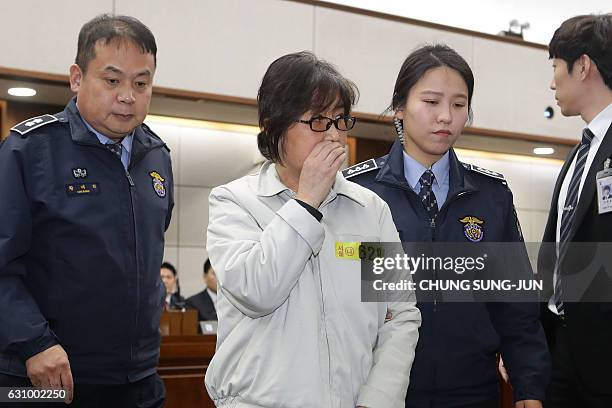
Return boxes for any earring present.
[393,118,405,144]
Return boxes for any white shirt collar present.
[206,288,217,304]
[80,115,134,155]
[587,103,612,143]
[402,150,450,190]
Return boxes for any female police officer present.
[345,45,549,408]
[204,51,420,408]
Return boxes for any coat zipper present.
[315,199,334,406]
[124,145,164,366]
[429,190,473,311]
[105,148,139,365]
[430,217,438,311]
[93,144,146,367]
[381,180,475,310]
[73,136,166,368]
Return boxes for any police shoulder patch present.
[462,162,505,181]
[149,171,167,198]
[11,114,59,136]
[342,159,379,179]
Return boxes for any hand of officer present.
[498,356,509,382]
[26,344,74,404]
[295,140,346,208]
[515,400,542,408]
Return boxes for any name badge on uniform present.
[66,182,100,197]
[596,158,612,214]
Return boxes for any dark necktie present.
[554,128,594,313]
[419,169,439,220]
[105,141,122,159]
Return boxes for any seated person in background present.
[160,262,187,310]
[186,258,218,321]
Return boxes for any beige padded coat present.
[205,161,421,408]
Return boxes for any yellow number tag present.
[335,242,361,260]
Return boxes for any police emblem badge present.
[149,171,166,198]
[459,216,484,242]
[72,168,88,178]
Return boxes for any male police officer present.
[0,15,173,407]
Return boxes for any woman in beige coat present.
[205,51,421,408]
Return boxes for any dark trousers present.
[545,317,612,408]
[0,372,165,408]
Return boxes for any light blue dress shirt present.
[402,151,450,208]
[81,118,133,170]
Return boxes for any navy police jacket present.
[345,140,550,403]
[0,98,174,383]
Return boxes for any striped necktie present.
[554,128,594,313]
[105,141,122,159]
[419,169,439,220]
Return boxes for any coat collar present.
[61,97,164,160]
[376,139,477,196]
[251,161,368,207]
[402,149,450,191]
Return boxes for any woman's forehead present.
[308,100,347,116]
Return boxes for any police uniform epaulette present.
[141,123,170,152]
[10,114,59,136]
[461,162,505,182]
[141,122,156,135]
[342,158,379,179]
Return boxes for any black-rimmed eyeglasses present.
[295,115,357,132]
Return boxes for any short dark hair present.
[257,51,358,164]
[391,44,474,119]
[75,14,157,74]
[203,259,212,275]
[161,262,177,276]
[549,14,611,89]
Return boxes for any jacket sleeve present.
[0,135,58,361]
[490,190,551,402]
[357,202,421,408]
[206,185,325,318]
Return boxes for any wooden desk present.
[500,377,514,408]
[158,335,216,408]
[160,309,198,336]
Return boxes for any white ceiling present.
[322,0,611,45]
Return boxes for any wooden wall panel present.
[5,100,64,130]
[116,0,314,100]
[0,1,112,75]
[0,0,582,141]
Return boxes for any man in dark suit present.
[539,13,612,408]
[186,259,218,321]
